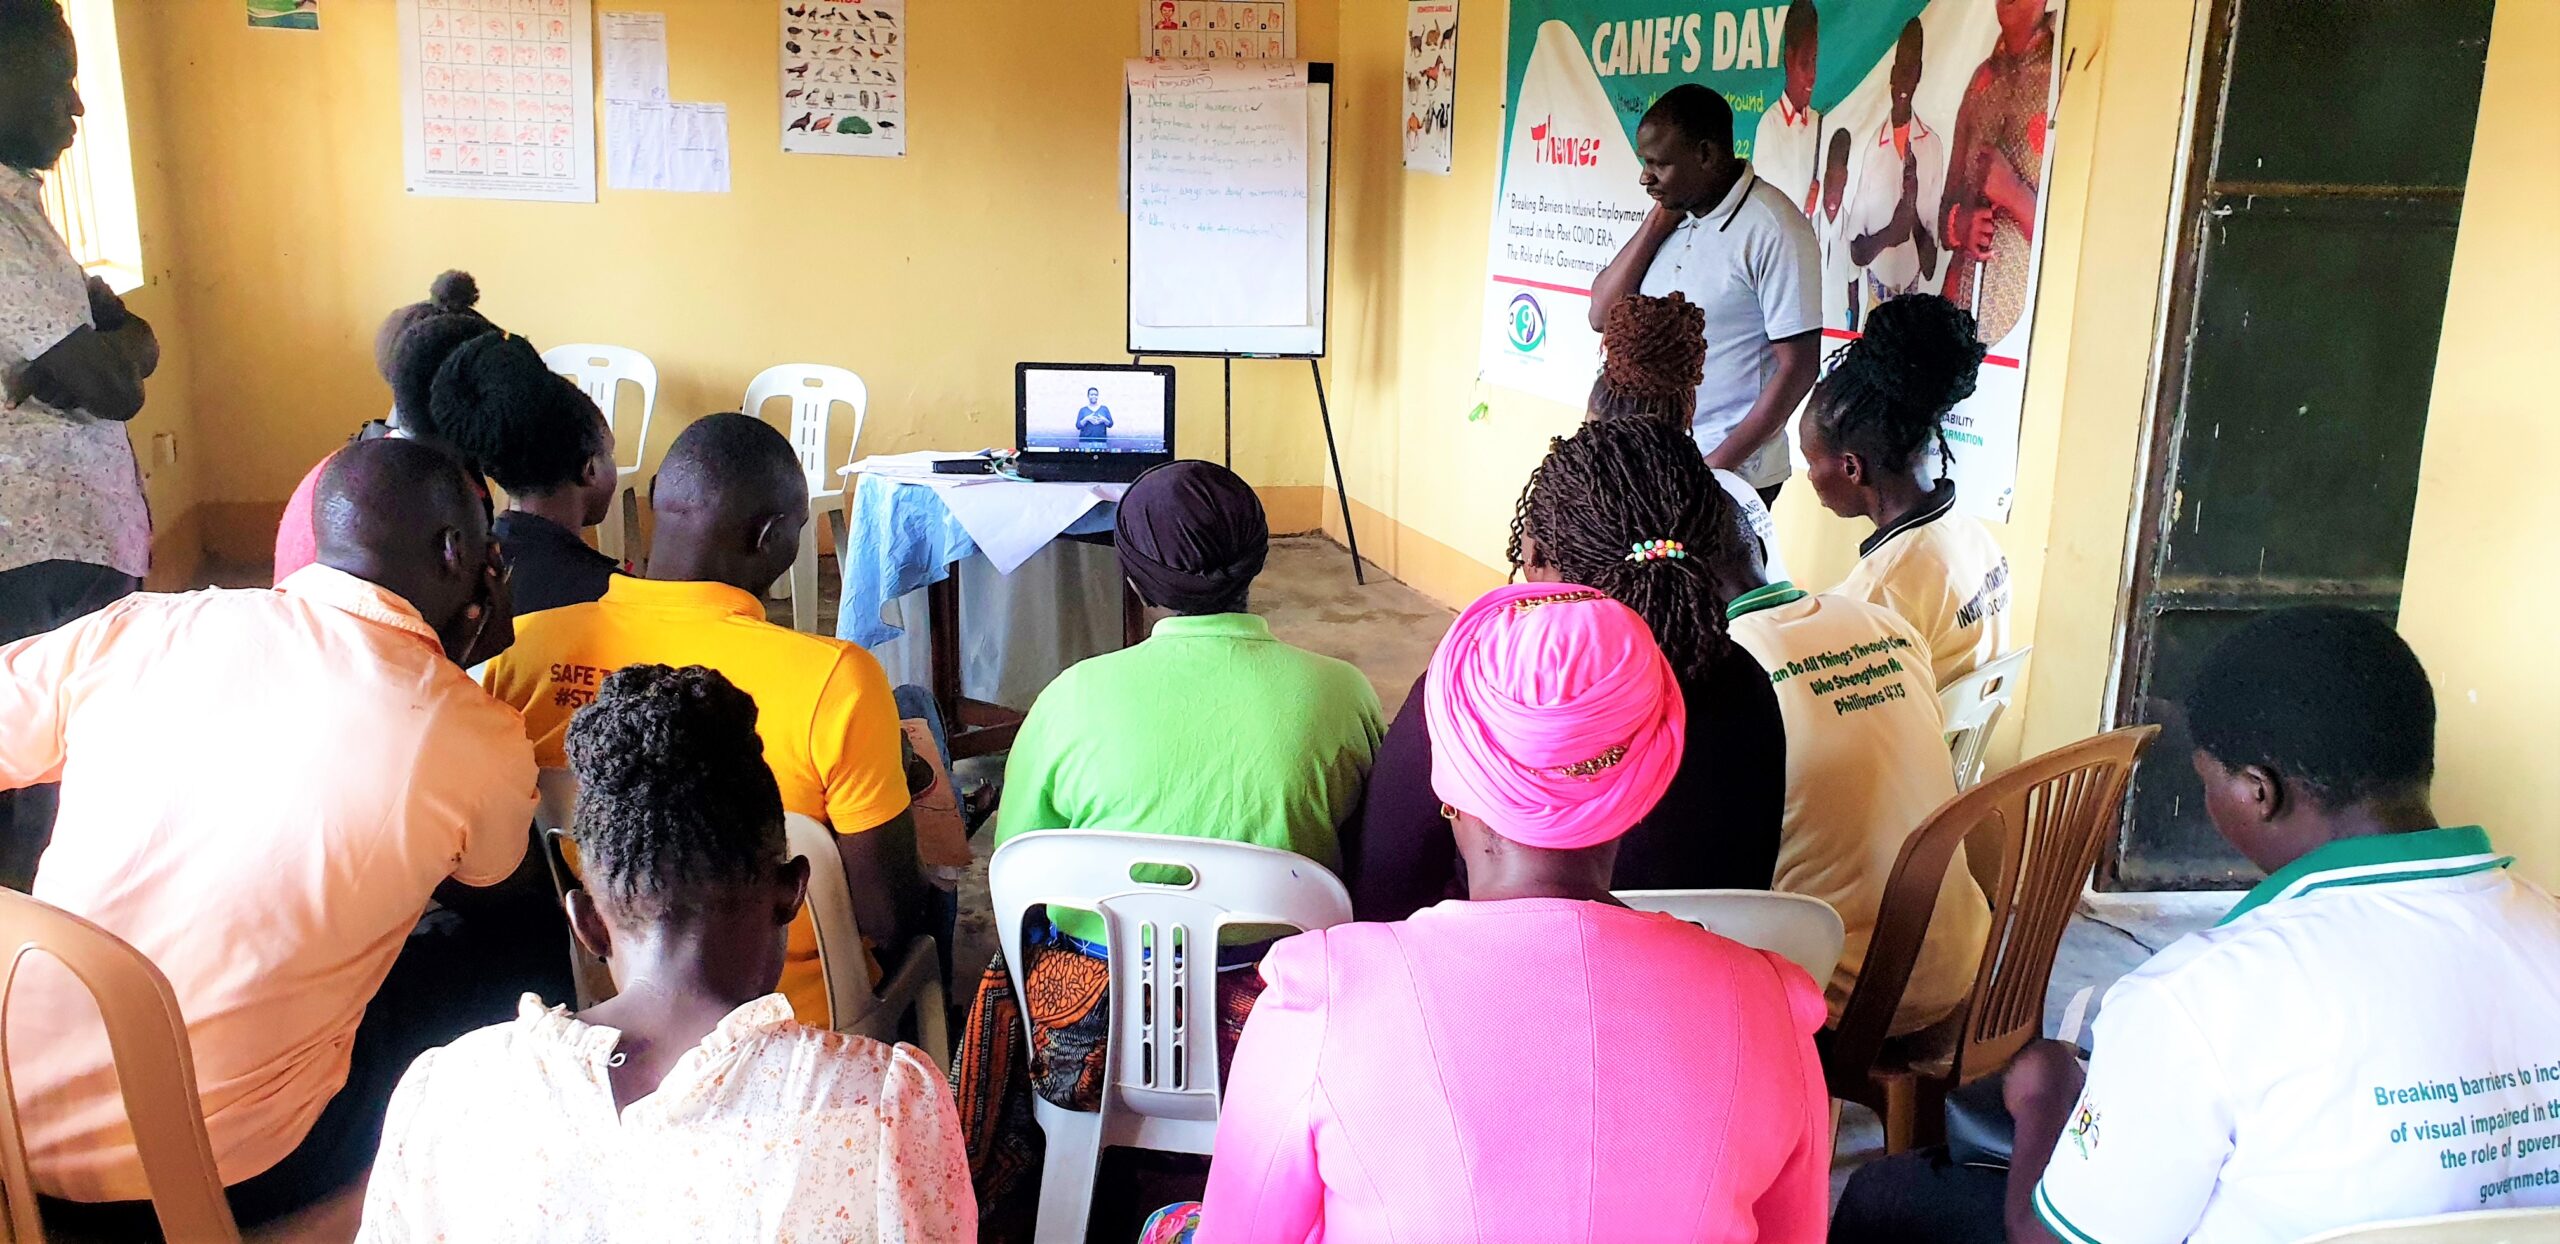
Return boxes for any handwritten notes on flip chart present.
[1126,60,1311,329]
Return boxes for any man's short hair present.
[1641,84,1733,154]
[653,411,804,510]
[2182,606,2436,809]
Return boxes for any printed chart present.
[399,0,596,203]
[780,0,906,158]
[1403,1,1456,174]
[1142,0,1296,62]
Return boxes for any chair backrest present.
[741,365,869,496]
[988,832,1352,1150]
[1940,646,2033,793]
[785,813,868,1031]
[531,769,615,1011]
[1828,725,2160,1090]
[0,892,240,1243]
[2294,1208,2560,1243]
[541,344,659,474]
[1614,890,1847,986]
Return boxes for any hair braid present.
[564,664,785,921]
[1510,418,1742,679]
[1588,292,1708,426]
[1807,293,1984,478]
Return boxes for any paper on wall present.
[1403,1,1456,174]
[780,0,906,158]
[607,100,730,193]
[398,0,596,204]
[1140,0,1296,61]
[600,10,669,103]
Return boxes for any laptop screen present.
[1018,365,1172,455]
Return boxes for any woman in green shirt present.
[953,461,1382,1240]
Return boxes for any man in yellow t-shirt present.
[1708,502,1987,1035]
[484,414,919,1026]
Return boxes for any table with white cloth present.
[834,455,1145,758]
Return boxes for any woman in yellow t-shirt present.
[1799,294,2014,688]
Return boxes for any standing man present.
[1589,84,1822,505]
[1750,0,1823,216]
[1845,18,1949,307]
[0,0,159,888]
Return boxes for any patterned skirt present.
[951,929,1266,1244]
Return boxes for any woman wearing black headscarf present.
[951,461,1384,1242]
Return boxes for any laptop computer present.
[1014,362,1176,483]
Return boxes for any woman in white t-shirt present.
[1799,293,2013,687]
[359,664,973,1243]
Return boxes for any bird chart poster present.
[781,0,906,158]
[1405,1,1458,174]
[1143,1,1297,62]
[1479,0,2068,520]
[398,0,597,204]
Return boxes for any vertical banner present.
[400,0,596,204]
[1405,1,1459,175]
[782,0,906,157]
[1480,0,2064,519]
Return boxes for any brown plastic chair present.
[0,890,241,1243]
[1821,724,2160,1154]
[784,814,949,1065]
[531,768,616,1011]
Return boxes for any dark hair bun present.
[429,332,604,492]
[1860,294,1985,415]
[428,269,481,313]
[1600,293,1708,400]
[566,664,764,805]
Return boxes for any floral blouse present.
[0,167,148,578]
[358,994,976,1243]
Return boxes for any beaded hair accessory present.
[1507,589,1606,614]
[1625,540,1689,562]
[1549,744,1630,780]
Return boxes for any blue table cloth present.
[836,474,1117,649]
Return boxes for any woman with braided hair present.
[360,664,974,1241]
[1589,292,1794,585]
[431,330,622,613]
[1347,415,1786,921]
[1801,292,2014,686]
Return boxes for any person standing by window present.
[0,0,158,888]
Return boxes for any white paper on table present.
[1126,59,1311,328]
[667,102,729,192]
[846,451,1005,489]
[600,11,668,103]
[938,480,1129,575]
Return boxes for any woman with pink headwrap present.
[1183,584,1832,1244]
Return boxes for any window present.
[38,0,143,294]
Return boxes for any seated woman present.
[430,331,622,613]
[954,460,1383,1240]
[358,664,973,1241]
[1800,293,2014,687]
[273,271,497,582]
[1185,584,1831,1243]
[1351,415,1786,920]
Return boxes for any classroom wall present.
[1323,0,2203,773]
[115,0,1338,568]
[2396,0,2560,887]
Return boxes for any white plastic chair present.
[784,813,947,1065]
[541,344,660,569]
[989,831,1353,1244]
[2294,1208,2560,1243]
[741,365,869,633]
[1613,890,1847,986]
[1940,646,2033,792]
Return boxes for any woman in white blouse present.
[359,663,974,1242]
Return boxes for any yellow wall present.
[116,0,1337,565]
[1323,0,2204,771]
[2398,0,2560,886]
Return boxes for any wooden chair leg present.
[1879,1075,1919,1155]
[1910,1077,1951,1150]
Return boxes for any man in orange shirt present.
[484,413,924,1027]
[0,438,537,1231]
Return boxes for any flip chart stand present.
[1129,353,1366,587]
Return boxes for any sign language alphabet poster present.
[781,0,906,158]
[399,0,596,203]
[1143,1,1296,62]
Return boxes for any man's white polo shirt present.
[1635,163,1822,490]
[2036,826,2560,1244]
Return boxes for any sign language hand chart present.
[399,0,596,203]
[1143,1,1296,62]
[780,1,906,158]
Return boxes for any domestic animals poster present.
[1405,1,1458,174]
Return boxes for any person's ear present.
[566,887,612,962]
[2237,762,2288,822]
[777,854,812,925]
[1840,450,1869,488]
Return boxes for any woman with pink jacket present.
[1186,583,1833,1243]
